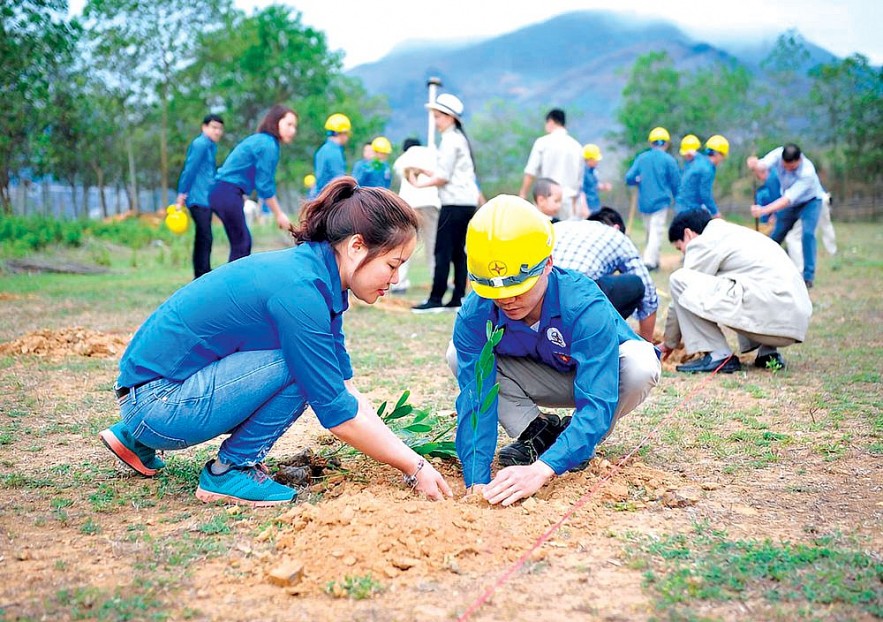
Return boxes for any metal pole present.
[426,76,442,148]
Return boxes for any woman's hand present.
[483,461,555,506]
[275,211,291,231]
[414,461,453,500]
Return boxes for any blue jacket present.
[582,166,601,213]
[755,167,781,224]
[215,132,280,200]
[625,147,680,214]
[353,159,392,189]
[452,268,643,485]
[117,242,358,429]
[176,133,217,207]
[315,138,347,193]
[675,152,719,216]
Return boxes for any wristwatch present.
[403,459,425,489]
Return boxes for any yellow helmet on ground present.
[164,205,189,235]
[705,134,730,156]
[371,136,392,154]
[582,143,603,161]
[466,195,554,300]
[303,173,316,187]
[679,134,701,155]
[648,127,670,143]
[324,113,351,134]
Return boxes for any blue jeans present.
[118,350,306,466]
[770,197,822,282]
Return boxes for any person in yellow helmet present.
[678,134,701,169]
[625,127,680,271]
[352,137,392,189]
[674,134,729,217]
[445,195,660,505]
[579,143,612,215]
[314,113,352,194]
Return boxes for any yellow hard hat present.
[324,113,351,133]
[164,206,189,235]
[303,173,316,187]
[371,136,392,154]
[648,127,670,143]
[705,134,730,156]
[582,143,602,161]
[679,134,701,155]
[466,195,554,300]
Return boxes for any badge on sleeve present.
[546,327,566,348]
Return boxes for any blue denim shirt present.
[176,133,217,207]
[625,147,680,214]
[216,132,280,200]
[118,242,358,429]
[675,152,718,216]
[315,138,347,193]
[452,268,642,485]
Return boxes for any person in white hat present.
[408,93,480,313]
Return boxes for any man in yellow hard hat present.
[678,134,701,169]
[352,136,392,189]
[314,113,351,194]
[579,143,612,215]
[625,127,680,271]
[674,134,729,218]
[447,195,660,505]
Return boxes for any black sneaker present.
[444,299,461,310]
[498,414,569,466]
[411,300,446,314]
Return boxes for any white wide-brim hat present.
[425,93,464,120]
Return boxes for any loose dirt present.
[0,327,130,359]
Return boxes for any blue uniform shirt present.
[216,133,280,200]
[582,166,601,213]
[117,242,358,429]
[452,268,643,485]
[625,147,680,214]
[176,133,217,207]
[353,159,392,189]
[755,167,781,224]
[675,152,719,216]
[315,138,347,193]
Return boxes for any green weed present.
[325,574,385,600]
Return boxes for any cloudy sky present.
[69,0,881,69]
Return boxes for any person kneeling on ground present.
[447,195,661,506]
[662,208,813,373]
[99,177,452,506]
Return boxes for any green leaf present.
[486,320,492,340]
[412,411,429,424]
[385,405,413,420]
[395,390,410,410]
[376,401,387,417]
[480,383,500,414]
[403,423,433,433]
[490,326,505,347]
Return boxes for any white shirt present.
[392,146,440,209]
[524,127,585,210]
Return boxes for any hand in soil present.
[483,462,555,506]
[414,461,454,500]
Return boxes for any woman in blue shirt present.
[208,104,297,270]
[99,177,453,506]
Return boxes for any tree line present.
[3,2,881,218]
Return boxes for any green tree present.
[0,0,79,213]
[616,51,681,154]
[82,0,233,210]
[469,99,541,197]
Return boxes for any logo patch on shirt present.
[546,327,566,348]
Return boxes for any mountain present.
[347,10,837,146]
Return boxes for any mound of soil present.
[261,458,680,596]
[0,327,130,358]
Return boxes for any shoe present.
[444,299,461,310]
[195,460,296,507]
[99,422,166,476]
[804,280,813,289]
[498,414,569,466]
[411,300,446,314]
[754,352,786,370]
[676,353,741,374]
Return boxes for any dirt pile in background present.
[0,327,130,358]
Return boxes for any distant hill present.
[347,10,837,147]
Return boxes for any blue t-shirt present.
[176,133,217,207]
[625,147,680,214]
[755,167,781,224]
[117,242,358,429]
[452,268,643,485]
[315,138,347,193]
[215,133,280,200]
[353,159,392,189]
[675,151,718,216]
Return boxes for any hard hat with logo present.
[582,143,603,161]
[705,134,730,156]
[324,113,351,134]
[164,205,189,235]
[648,127,670,143]
[371,136,392,154]
[466,195,555,300]
[425,93,464,121]
[679,134,701,155]
[303,173,316,187]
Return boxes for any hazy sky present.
[69,0,881,69]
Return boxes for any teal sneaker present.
[195,460,296,507]
[99,422,166,476]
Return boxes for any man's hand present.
[660,343,674,361]
[599,182,612,192]
[275,211,292,231]
[483,461,555,506]
[746,156,759,171]
[176,193,187,208]
[750,204,764,219]
[414,462,453,500]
